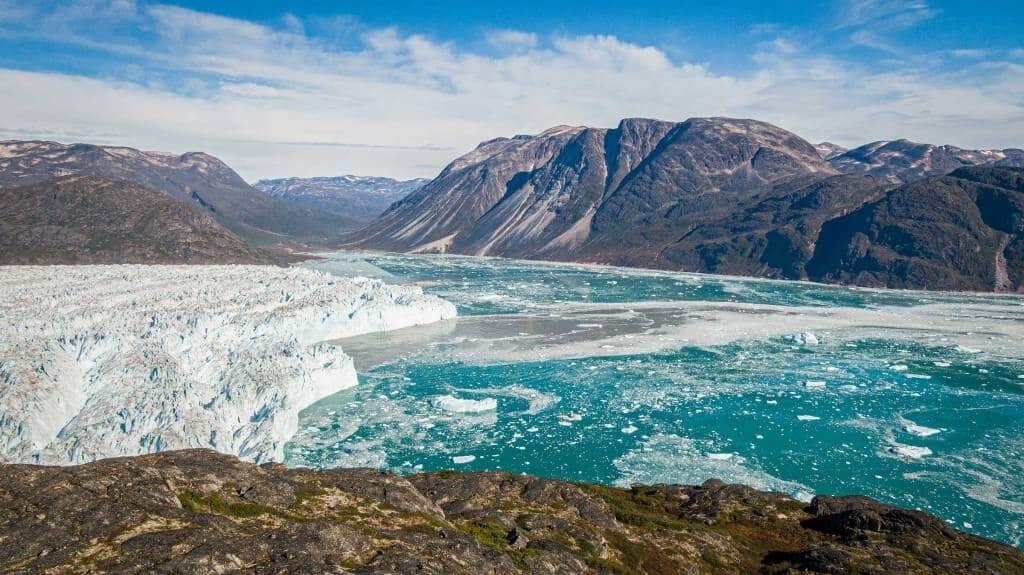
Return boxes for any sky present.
[0,1,1022,181]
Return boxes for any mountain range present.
[0,140,355,247]
[352,117,1024,292]
[253,175,428,226]
[1,120,1022,291]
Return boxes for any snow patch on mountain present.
[0,265,456,465]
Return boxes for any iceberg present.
[0,265,456,465]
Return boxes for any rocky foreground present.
[1,450,1021,574]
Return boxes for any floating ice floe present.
[431,395,498,413]
[933,361,951,367]
[890,364,909,372]
[902,421,942,437]
[889,444,932,459]
[621,425,639,434]
[452,455,476,464]
[790,332,819,346]
[797,415,821,421]
[708,453,735,460]
[804,381,827,389]
[904,374,932,380]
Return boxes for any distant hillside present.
[828,139,1024,184]
[808,166,1024,292]
[0,176,278,265]
[254,175,428,226]
[0,140,354,246]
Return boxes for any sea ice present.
[902,421,942,437]
[431,395,498,413]
[452,455,476,464]
[790,332,819,346]
[797,415,821,421]
[889,444,932,459]
[804,381,827,389]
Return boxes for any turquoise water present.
[290,251,1024,547]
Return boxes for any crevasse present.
[0,265,456,464]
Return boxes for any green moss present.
[177,491,277,519]
[577,484,689,531]
[289,483,327,509]
[456,520,540,570]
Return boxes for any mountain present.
[828,139,1024,184]
[0,176,277,265]
[0,140,354,245]
[3,450,1021,574]
[354,117,838,268]
[814,142,848,160]
[253,175,428,226]
[808,166,1024,292]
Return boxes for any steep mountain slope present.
[253,175,428,225]
[814,142,848,160]
[354,117,839,271]
[828,139,1024,184]
[0,140,353,245]
[0,176,277,264]
[807,166,1024,292]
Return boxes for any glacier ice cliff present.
[0,265,456,464]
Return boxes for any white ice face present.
[0,265,456,465]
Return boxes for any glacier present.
[0,265,456,464]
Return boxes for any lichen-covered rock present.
[1,449,1021,574]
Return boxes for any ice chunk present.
[708,453,734,460]
[797,415,821,421]
[890,364,909,372]
[889,444,932,459]
[431,395,498,413]
[902,421,941,437]
[804,381,827,389]
[621,425,639,434]
[452,455,476,464]
[790,332,819,346]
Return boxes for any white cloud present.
[0,1,1020,182]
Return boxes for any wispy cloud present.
[0,1,1020,181]
[836,0,937,52]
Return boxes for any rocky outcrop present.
[808,167,1024,292]
[254,175,428,226]
[0,175,278,265]
[0,140,354,245]
[828,139,1024,184]
[0,449,1020,574]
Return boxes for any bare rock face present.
[353,117,839,270]
[0,175,278,265]
[1,449,1021,574]
[0,140,354,245]
[253,175,429,226]
[828,139,1024,184]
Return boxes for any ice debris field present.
[0,265,455,464]
[292,252,1024,547]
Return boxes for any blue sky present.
[1,0,1022,180]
